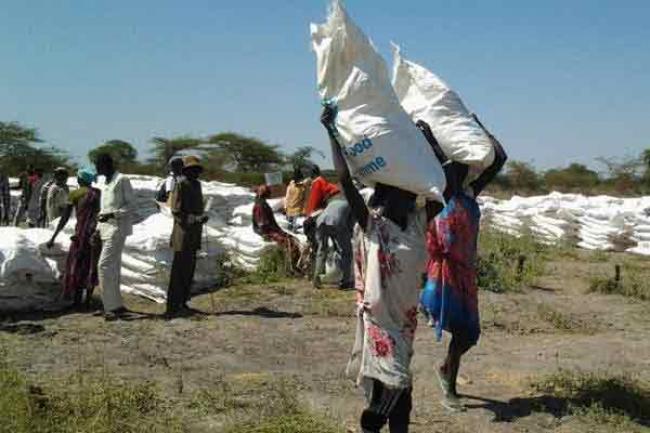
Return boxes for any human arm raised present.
[321,105,369,230]
[469,114,508,196]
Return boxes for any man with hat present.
[166,155,208,318]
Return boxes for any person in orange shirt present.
[284,168,311,233]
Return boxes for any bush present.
[477,230,547,292]
[531,369,650,428]
[589,263,650,301]
[0,353,182,433]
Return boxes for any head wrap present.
[77,167,97,184]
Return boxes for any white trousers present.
[98,231,126,312]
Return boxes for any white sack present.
[392,46,495,169]
[310,1,445,200]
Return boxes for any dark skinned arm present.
[321,106,369,231]
[46,204,73,248]
[416,120,447,222]
[416,120,449,165]
[469,113,508,196]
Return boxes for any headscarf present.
[77,167,97,185]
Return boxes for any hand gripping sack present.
[392,45,495,169]
[310,1,445,201]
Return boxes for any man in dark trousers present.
[166,155,208,318]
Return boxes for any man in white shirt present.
[95,153,135,321]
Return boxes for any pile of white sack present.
[1,173,649,312]
[0,175,288,310]
[480,193,650,253]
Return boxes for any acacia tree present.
[286,146,325,170]
[88,140,138,166]
[149,136,202,169]
[0,121,71,175]
[208,133,283,172]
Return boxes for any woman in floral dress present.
[418,116,507,411]
[321,105,443,433]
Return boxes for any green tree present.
[0,121,71,175]
[544,163,600,191]
[504,161,542,193]
[596,156,641,194]
[208,133,283,172]
[286,146,325,169]
[88,140,138,166]
[149,136,201,169]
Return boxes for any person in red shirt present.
[304,165,340,217]
[302,165,340,269]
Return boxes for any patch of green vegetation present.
[589,262,650,301]
[191,374,343,433]
[531,369,650,430]
[535,303,591,333]
[238,246,294,285]
[226,413,344,433]
[477,230,548,292]
[305,288,355,317]
[0,350,182,433]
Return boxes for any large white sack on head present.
[392,46,495,169]
[310,1,445,200]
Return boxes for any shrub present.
[477,230,547,292]
[589,263,650,301]
[531,369,650,428]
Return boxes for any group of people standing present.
[251,161,355,289]
[45,153,209,320]
[0,166,71,228]
[318,105,507,432]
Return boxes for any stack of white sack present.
[628,201,650,255]
[0,227,69,311]
[479,193,642,253]
[392,45,495,174]
[0,175,297,307]
[310,1,445,201]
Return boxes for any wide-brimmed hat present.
[182,155,203,170]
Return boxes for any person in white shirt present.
[155,157,184,205]
[94,153,135,321]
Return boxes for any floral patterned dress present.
[420,193,481,346]
[347,208,428,390]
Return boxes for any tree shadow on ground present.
[463,385,650,427]
[211,307,302,319]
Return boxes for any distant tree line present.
[2,120,649,194]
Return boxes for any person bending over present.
[47,168,101,309]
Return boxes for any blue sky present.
[1,0,649,170]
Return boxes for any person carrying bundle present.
[321,105,443,433]
[419,115,507,412]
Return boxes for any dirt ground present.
[1,250,649,433]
